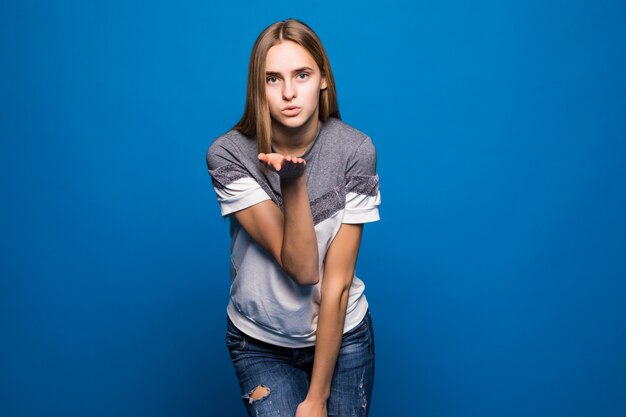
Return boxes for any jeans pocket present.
[343,314,369,341]
[340,312,375,360]
[226,320,248,351]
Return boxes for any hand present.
[295,398,327,417]
[258,153,306,180]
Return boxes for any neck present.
[271,113,321,157]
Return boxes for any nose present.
[282,79,296,101]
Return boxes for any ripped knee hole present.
[243,385,270,404]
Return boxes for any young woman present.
[206,19,381,417]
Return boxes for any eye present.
[297,72,309,80]
[266,76,279,84]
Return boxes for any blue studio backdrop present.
[1,0,625,416]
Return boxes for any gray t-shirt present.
[206,117,381,347]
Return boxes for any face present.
[264,41,327,129]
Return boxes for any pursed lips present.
[281,106,302,116]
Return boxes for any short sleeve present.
[343,136,381,224]
[206,138,271,217]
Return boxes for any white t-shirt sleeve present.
[343,136,381,224]
[206,139,271,217]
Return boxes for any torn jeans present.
[226,310,375,417]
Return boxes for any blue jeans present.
[226,311,375,417]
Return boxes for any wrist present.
[305,388,330,403]
[280,174,306,187]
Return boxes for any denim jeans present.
[226,310,375,417]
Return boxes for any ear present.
[321,76,328,91]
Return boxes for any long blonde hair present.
[233,19,341,154]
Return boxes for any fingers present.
[258,153,282,171]
[258,153,306,172]
[280,156,306,172]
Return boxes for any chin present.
[274,115,308,129]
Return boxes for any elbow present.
[285,267,320,286]
[296,275,320,286]
[300,273,320,286]
[319,279,352,307]
[280,250,320,286]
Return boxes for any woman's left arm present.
[295,223,364,417]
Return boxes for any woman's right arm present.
[232,153,319,286]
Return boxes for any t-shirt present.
[206,117,381,347]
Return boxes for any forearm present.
[280,175,319,285]
[306,284,350,402]
[295,223,363,415]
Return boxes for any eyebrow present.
[265,66,314,76]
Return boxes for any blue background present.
[1,0,625,416]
